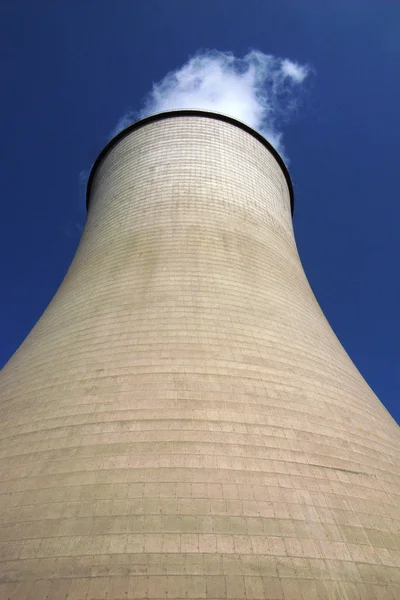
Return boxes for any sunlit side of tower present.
[0,111,399,599]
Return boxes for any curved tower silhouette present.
[0,111,399,599]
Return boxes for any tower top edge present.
[86,109,294,215]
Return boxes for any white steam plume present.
[114,50,310,157]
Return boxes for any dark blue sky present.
[1,1,399,423]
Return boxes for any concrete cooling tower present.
[0,110,399,600]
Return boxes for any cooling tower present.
[0,110,399,600]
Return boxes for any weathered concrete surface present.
[0,112,399,599]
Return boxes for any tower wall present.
[0,112,399,599]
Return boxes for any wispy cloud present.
[281,59,309,84]
[113,50,311,157]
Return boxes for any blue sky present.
[1,0,399,423]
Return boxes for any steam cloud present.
[114,50,310,157]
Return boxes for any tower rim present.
[86,109,294,215]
